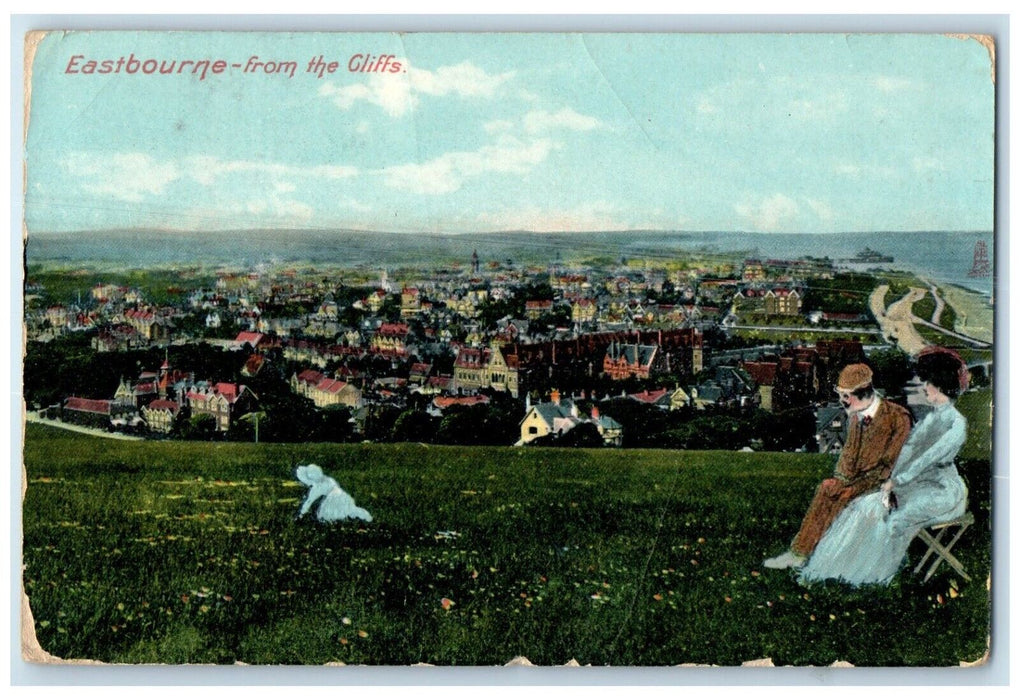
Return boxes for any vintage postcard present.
[20,30,996,669]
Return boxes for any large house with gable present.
[183,382,257,432]
[290,369,363,409]
[518,389,622,446]
[603,342,666,380]
[141,399,181,433]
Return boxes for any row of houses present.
[451,328,705,398]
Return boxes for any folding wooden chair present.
[913,512,975,582]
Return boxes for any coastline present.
[938,282,994,344]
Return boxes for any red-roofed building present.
[123,308,170,341]
[525,299,554,319]
[62,397,112,429]
[400,287,422,317]
[742,350,818,412]
[432,394,490,412]
[234,331,269,350]
[571,298,597,324]
[409,362,433,385]
[142,399,180,433]
[242,354,266,377]
[628,388,672,408]
[291,369,362,408]
[453,346,492,393]
[417,375,453,395]
[365,289,388,313]
[371,323,411,355]
[764,288,802,316]
[184,382,257,432]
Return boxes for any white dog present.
[295,464,373,523]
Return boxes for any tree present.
[435,405,491,445]
[558,422,604,447]
[362,405,402,442]
[238,411,267,443]
[391,409,439,443]
[319,405,356,442]
[868,347,915,397]
[178,413,217,440]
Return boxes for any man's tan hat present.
[837,363,873,391]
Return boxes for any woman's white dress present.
[296,464,373,523]
[799,402,968,586]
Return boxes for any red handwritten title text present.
[65,53,407,80]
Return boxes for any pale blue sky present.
[24,31,995,234]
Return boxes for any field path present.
[870,285,928,355]
[25,412,144,440]
[925,280,946,325]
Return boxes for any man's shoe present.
[763,551,807,570]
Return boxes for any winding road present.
[870,285,928,355]
[870,284,991,355]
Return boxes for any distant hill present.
[25,229,993,296]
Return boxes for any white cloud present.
[734,193,800,232]
[64,152,179,202]
[319,61,514,117]
[484,118,515,134]
[63,152,357,201]
[485,108,603,136]
[805,198,835,222]
[523,108,602,134]
[696,98,716,114]
[186,194,315,228]
[61,151,357,227]
[695,76,857,128]
[913,156,946,172]
[874,75,916,93]
[381,136,556,195]
[787,92,849,121]
[183,156,357,184]
[833,162,898,180]
[380,105,600,195]
[475,202,630,233]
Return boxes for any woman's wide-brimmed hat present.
[917,345,970,392]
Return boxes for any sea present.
[25,229,995,297]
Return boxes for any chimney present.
[551,388,560,406]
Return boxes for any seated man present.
[764,363,912,569]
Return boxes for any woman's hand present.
[881,479,894,493]
[820,477,844,497]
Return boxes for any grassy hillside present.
[956,387,993,461]
[21,424,991,666]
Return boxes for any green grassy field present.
[22,424,992,666]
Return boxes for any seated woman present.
[799,347,969,586]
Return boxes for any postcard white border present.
[5,12,1012,689]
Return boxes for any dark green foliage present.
[802,273,877,315]
[391,409,439,443]
[23,424,991,666]
[24,335,161,408]
[868,348,915,398]
[530,422,604,448]
[177,414,217,440]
